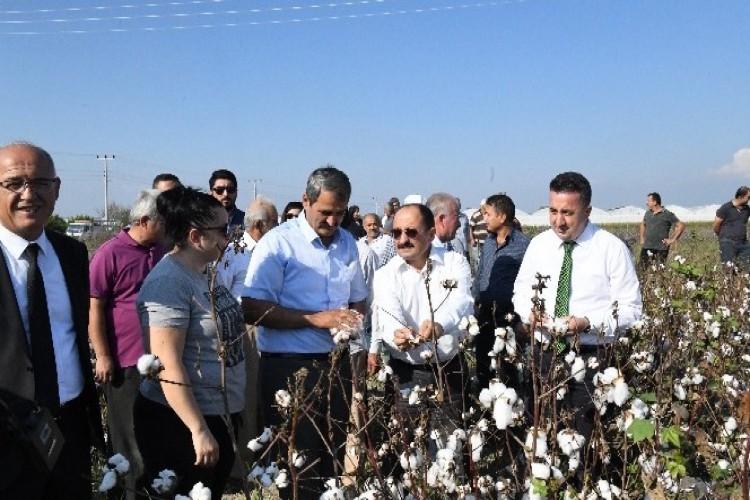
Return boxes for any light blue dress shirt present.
[243,215,369,353]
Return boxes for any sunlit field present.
[90,221,750,499]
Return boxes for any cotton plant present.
[329,309,365,345]
[151,469,177,495]
[477,379,524,430]
[320,478,345,500]
[247,426,273,452]
[248,461,285,489]
[591,367,629,414]
[97,453,130,492]
[175,482,211,500]
[136,353,164,377]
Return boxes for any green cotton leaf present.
[661,426,682,448]
[667,461,687,478]
[531,479,549,496]
[638,392,657,403]
[627,419,656,443]
[671,299,686,310]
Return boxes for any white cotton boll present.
[500,387,518,405]
[490,358,497,371]
[718,459,730,470]
[551,318,568,334]
[188,482,212,500]
[249,465,264,480]
[152,469,177,494]
[258,427,272,443]
[556,386,567,400]
[587,356,600,370]
[259,474,272,487]
[98,470,118,492]
[248,438,263,452]
[571,357,586,382]
[377,367,390,383]
[495,327,508,339]
[725,417,738,435]
[459,317,470,330]
[293,451,306,468]
[564,351,576,364]
[525,430,548,458]
[505,338,518,357]
[493,399,513,430]
[108,454,130,475]
[137,354,163,376]
[488,379,507,399]
[399,453,409,471]
[452,428,466,441]
[274,470,289,489]
[568,454,580,471]
[275,389,292,408]
[470,432,483,462]
[492,337,506,354]
[531,462,551,480]
[612,380,629,407]
[476,418,489,432]
[673,383,686,401]
[419,350,434,362]
[469,323,480,336]
[703,312,713,321]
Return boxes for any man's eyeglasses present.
[0,177,59,194]
[211,186,237,195]
[391,228,421,239]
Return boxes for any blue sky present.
[2,0,749,217]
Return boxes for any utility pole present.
[373,197,380,214]
[252,178,262,200]
[97,155,115,224]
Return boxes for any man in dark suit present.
[0,142,103,499]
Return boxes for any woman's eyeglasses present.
[391,228,421,239]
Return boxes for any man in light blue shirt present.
[242,165,367,497]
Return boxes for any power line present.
[0,0,512,35]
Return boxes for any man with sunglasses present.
[209,169,244,231]
[372,204,473,461]
[0,142,103,499]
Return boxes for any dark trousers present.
[259,353,352,500]
[639,248,669,269]
[719,238,750,269]
[475,301,518,394]
[104,366,144,500]
[0,392,94,500]
[134,395,237,499]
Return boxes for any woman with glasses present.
[134,186,246,498]
[280,201,303,221]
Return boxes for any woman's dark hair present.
[157,186,223,247]
[281,201,304,220]
[342,205,366,239]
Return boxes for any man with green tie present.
[512,172,642,444]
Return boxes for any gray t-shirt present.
[642,209,679,251]
[716,201,750,242]
[138,255,246,414]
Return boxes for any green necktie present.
[554,241,575,318]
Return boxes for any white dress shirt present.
[0,225,84,404]
[216,232,256,303]
[513,222,642,344]
[372,246,473,364]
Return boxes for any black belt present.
[261,351,331,361]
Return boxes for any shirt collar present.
[556,220,595,249]
[393,245,445,273]
[0,224,53,259]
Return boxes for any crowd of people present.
[0,140,747,499]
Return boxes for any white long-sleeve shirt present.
[372,246,473,364]
[513,222,642,344]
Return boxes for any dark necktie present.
[445,241,454,252]
[26,243,60,410]
[554,241,575,318]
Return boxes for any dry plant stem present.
[207,267,252,500]
[422,259,446,403]
[742,434,750,500]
